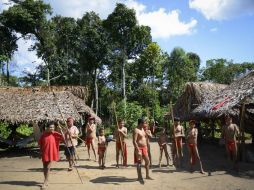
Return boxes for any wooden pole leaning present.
[112,102,125,166]
[52,92,83,184]
[170,101,179,161]
[239,99,246,161]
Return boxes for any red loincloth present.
[38,132,63,163]
[188,143,196,165]
[86,137,93,145]
[116,141,127,166]
[134,146,148,164]
[174,137,182,148]
[227,140,236,153]
[98,146,106,155]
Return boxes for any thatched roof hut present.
[171,82,228,120]
[0,86,101,124]
[193,71,254,133]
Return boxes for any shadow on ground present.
[0,180,41,187]
[90,176,137,185]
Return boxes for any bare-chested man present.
[114,119,128,167]
[144,123,153,167]
[186,120,205,174]
[171,117,184,167]
[221,115,239,170]
[158,128,171,167]
[133,118,153,183]
[85,117,97,161]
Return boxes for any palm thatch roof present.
[171,82,228,120]
[193,71,254,133]
[0,86,101,124]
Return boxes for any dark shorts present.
[64,146,75,157]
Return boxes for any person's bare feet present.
[137,177,144,184]
[200,170,205,174]
[41,182,48,189]
[146,176,154,180]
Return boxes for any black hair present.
[99,128,104,132]
[118,118,124,122]
[47,121,56,128]
[138,118,145,125]
[174,117,180,122]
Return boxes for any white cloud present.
[210,27,218,32]
[44,0,119,19]
[0,0,14,13]
[126,0,197,39]
[11,38,43,76]
[189,0,254,20]
[137,8,197,39]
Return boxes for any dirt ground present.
[0,139,254,190]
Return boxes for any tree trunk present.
[94,68,98,115]
[47,67,50,86]
[239,102,246,161]
[6,61,9,85]
[122,55,127,118]
[122,58,126,100]
[0,62,2,86]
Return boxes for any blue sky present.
[1,0,254,76]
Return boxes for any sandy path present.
[0,139,254,190]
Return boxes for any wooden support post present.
[239,102,246,162]
[211,120,215,142]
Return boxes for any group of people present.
[38,114,240,188]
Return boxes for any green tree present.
[104,3,151,116]
[76,12,109,114]
[200,59,254,84]
[0,25,18,85]
[36,16,79,86]
[133,42,164,85]
[0,0,53,85]
[165,47,199,101]
[0,0,52,40]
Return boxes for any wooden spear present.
[170,101,179,161]
[112,101,125,165]
[52,92,83,184]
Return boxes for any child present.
[158,128,171,167]
[38,122,64,189]
[98,128,107,169]
[186,120,205,174]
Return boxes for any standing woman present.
[85,117,97,161]
[186,120,205,174]
[144,123,153,167]
[38,122,64,189]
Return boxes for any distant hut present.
[171,82,228,120]
[0,86,101,145]
[193,71,254,134]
